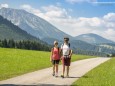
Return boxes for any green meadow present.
[72,57,115,86]
[0,48,96,81]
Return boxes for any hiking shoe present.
[52,73,55,76]
[61,75,64,78]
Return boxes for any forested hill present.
[0,15,40,41]
[0,15,51,51]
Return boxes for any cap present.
[54,41,58,45]
[64,37,69,41]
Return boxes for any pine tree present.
[2,39,8,48]
[8,39,15,48]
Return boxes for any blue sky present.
[0,0,115,41]
[0,0,115,17]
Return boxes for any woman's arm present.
[59,48,62,60]
[50,48,53,61]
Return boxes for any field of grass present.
[72,57,115,86]
[0,48,96,81]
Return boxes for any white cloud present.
[20,4,115,41]
[66,0,97,4]
[41,5,69,18]
[103,29,115,41]
[66,0,115,5]
[105,29,115,36]
[92,2,115,5]
[0,4,9,8]
[103,13,115,22]
[20,4,41,16]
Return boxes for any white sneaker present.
[55,73,58,77]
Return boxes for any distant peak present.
[0,7,26,12]
[82,33,98,35]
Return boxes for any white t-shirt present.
[61,43,70,56]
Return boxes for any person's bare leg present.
[61,59,65,78]
[52,65,55,76]
[55,64,58,76]
[63,65,65,76]
[61,64,65,78]
[67,66,69,77]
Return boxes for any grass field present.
[72,57,115,86]
[0,48,96,81]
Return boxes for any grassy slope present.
[72,57,115,86]
[0,48,96,81]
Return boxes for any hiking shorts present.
[62,56,71,66]
[52,60,60,65]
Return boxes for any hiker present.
[61,37,72,78]
[50,41,60,77]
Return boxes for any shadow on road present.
[67,76,81,78]
[82,75,89,78]
[67,75,89,79]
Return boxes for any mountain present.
[97,43,115,50]
[0,15,43,43]
[0,8,72,41]
[0,8,114,55]
[75,33,114,44]
[0,8,113,43]
[42,37,62,45]
[70,40,98,51]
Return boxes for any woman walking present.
[50,41,60,77]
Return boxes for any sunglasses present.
[64,39,69,41]
[55,43,58,44]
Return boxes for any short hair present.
[64,37,69,41]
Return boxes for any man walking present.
[61,37,72,78]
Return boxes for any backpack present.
[61,43,70,48]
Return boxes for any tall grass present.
[0,48,96,80]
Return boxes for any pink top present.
[52,47,60,60]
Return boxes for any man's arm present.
[69,49,73,57]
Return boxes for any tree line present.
[0,39,114,57]
[0,39,50,51]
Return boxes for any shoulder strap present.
[58,47,59,51]
[58,47,59,54]
[62,43,70,48]
[68,43,70,47]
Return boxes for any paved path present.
[0,57,110,86]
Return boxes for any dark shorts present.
[52,60,60,65]
[62,57,71,66]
